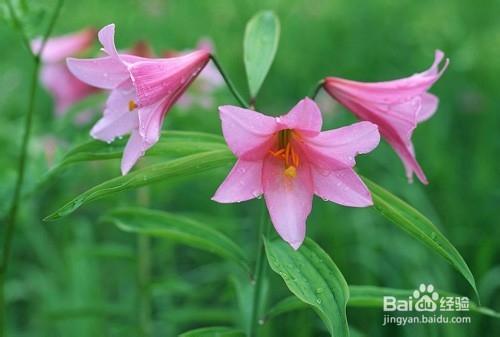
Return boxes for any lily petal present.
[279,98,322,136]
[323,51,448,184]
[312,167,372,207]
[303,121,380,169]
[121,129,147,175]
[263,156,313,250]
[218,105,277,160]
[325,50,448,105]
[66,56,129,89]
[137,99,168,146]
[212,159,263,203]
[98,24,120,60]
[418,93,438,122]
[129,50,210,106]
[32,28,95,63]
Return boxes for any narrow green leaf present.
[44,149,234,221]
[264,237,349,337]
[361,176,479,300]
[38,131,226,187]
[244,10,280,98]
[265,286,500,321]
[102,208,250,273]
[179,327,245,337]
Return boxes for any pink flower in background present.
[32,28,98,115]
[323,50,449,184]
[168,38,224,110]
[67,24,211,174]
[213,98,380,249]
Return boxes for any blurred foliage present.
[0,0,499,336]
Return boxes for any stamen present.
[291,148,300,168]
[285,143,291,166]
[128,100,138,111]
[270,149,285,157]
[269,129,302,179]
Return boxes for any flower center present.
[128,100,138,111]
[269,129,300,178]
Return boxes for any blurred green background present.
[0,0,499,336]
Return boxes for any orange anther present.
[128,100,138,111]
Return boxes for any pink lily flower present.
[166,38,224,110]
[323,50,449,184]
[32,28,98,116]
[66,24,211,174]
[212,98,380,249]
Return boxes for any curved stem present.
[4,0,34,57]
[248,202,270,337]
[309,79,325,100]
[0,1,64,336]
[210,55,249,108]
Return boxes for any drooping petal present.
[324,50,449,105]
[418,93,438,122]
[66,56,129,89]
[90,110,138,143]
[392,141,427,184]
[335,95,427,183]
[129,50,210,107]
[90,80,138,141]
[137,99,168,146]
[32,28,95,63]
[263,156,314,250]
[278,98,322,136]
[212,159,263,203]
[301,121,380,170]
[311,167,372,207]
[121,129,149,175]
[323,51,448,184]
[218,105,278,160]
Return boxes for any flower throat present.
[270,129,300,178]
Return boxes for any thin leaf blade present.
[264,237,349,337]
[265,286,500,320]
[361,176,479,300]
[102,208,250,272]
[39,131,226,187]
[44,149,234,221]
[244,10,280,98]
[179,327,245,337]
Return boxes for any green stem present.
[0,1,63,336]
[210,55,249,108]
[3,0,34,57]
[309,79,325,100]
[137,235,152,337]
[248,203,270,337]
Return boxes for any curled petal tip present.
[290,241,303,250]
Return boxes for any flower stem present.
[309,79,325,100]
[137,235,152,337]
[210,55,249,108]
[0,1,63,336]
[248,202,270,337]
